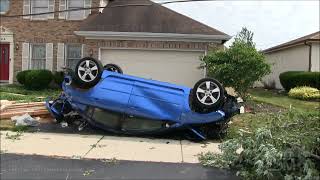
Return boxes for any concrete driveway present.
[0,131,221,163]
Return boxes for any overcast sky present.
[156,0,320,50]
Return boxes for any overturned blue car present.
[46,57,240,140]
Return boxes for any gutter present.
[304,40,312,72]
[74,31,232,43]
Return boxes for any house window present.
[66,44,82,69]
[67,0,84,20]
[31,44,46,69]
[0,0,10,14]
[31,0,49,19]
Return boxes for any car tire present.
[192,78,224,112]
[104,64,123,74]
[73,57,103,89]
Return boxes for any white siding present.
[311,43,320,72]
[262,45,309,89]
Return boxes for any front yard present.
[1,84,319,178]
[201,88,320,179]
[227,88,320,139]
[0,84,61,103]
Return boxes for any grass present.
[0,84,61,103]
[227,88,320,139]
[248,88,319,113]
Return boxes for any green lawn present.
[227,88,320,139]
[248,88,319,113]
[0,84,61,103]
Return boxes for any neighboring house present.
[261,31,320,89]
[0,0,230,87]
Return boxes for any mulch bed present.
[244,101,285,113]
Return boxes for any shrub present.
[288,86,320,100]
[24,70,53,90]
[279,71,320,91]
[202,28,271,99]
[53,71,65,87]
[199,111,320,179]
[16,70,31,85]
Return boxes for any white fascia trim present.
[74,31,231,43]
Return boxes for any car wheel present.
[104,64,123,74]
[73,57,103,89]
[192,78,224,112]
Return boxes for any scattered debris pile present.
[0,101,50,119]
[11,114,39,126]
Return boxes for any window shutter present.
[22,43,30,70]
[84,0,92,19]
[23,0,30,19]
[57,43,65,71]
[46,43,54,71]
[59,0,66,19]
[81,44,86,57]
[48,0,55,19]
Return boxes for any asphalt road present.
[0,153,239,180]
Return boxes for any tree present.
[234,27,255,47]
[202,27,271,99]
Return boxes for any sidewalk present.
[0,131,221,163]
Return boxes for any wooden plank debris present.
[0,101,50,119]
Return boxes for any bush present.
[202,40,270,99]
[289,86,320,100]
[53,71,65,87]
[16,70,31,85]
[24,70,53,90]
[199,111,320,179]
[279,71,320,91]
[202,28,271,99]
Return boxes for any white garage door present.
[100,49,205,87]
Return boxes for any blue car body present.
[47,70,237,140]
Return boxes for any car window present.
[92,108,122,129]
[122,116,165,132]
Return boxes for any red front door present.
[0,44,10,81]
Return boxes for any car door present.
[126,80,185,121]
[90,74,134,113]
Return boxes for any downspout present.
[304,40,312,72]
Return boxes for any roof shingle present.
[79,0,229,37]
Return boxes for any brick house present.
[0,0,230,86]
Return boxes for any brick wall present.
[84,40,212,60]
[1,0,223,81]
[0,0,100,75]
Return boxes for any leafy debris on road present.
[5,131,23,141]
[90,144,107,149]
[71,155,82,160]
[102,158,119,165]
[83,169,95,176]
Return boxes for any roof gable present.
[79,0,229,39]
